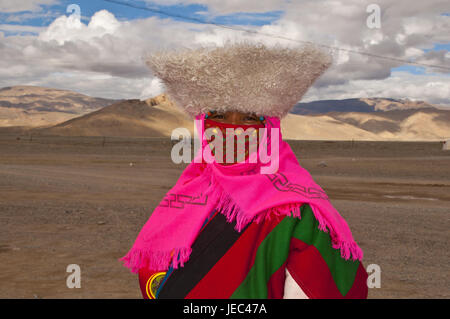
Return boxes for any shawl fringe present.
[212,179,363,262]
[121,171,363,273]
[120,246,192,274]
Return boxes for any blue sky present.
[0,0,284,30]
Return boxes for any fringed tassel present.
[213,184,306,233]
[214,187,250,232]
[253,202,303,224]
[309,204,364,261]
[211,179,363,262]
[332,240,364,262]
[171,247,193,269]
[120,246,192,273]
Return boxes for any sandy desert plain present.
[0,134,449,299]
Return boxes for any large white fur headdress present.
[146,41,332,118]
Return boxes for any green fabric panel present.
[230,217,296,298]
[292,204,360,296]
[230,204,360,298]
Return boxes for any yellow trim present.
[145,272,166,299]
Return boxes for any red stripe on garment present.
[286,238,341,298]
[341,262,369,299]
[267,238,309,299]
[267,261,287,299]
[286,237,366,299]
[186,214,285,299]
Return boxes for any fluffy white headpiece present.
[146,41,332,118]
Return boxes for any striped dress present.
[138,203,368,299]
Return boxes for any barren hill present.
[37,94,450,141]
[36,94,194,138]
[291,97,437,115]
[0,85,119,127]
[282,108,450,141]
[2,86,449,141]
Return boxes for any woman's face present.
[204,110,264,165]
[208,111,263,125]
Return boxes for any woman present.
[120,41,368,299]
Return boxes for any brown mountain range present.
[37,94,450,141]
[1,85,449,141]
[0,85,119,128]
[36,94,194,138]
[291,97,438,114]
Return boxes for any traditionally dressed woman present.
[120,41,368,299]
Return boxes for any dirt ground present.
[0,135,449,299]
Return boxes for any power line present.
[103,0,450,72]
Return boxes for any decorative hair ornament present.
[205,110,216,119]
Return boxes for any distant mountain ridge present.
[36,93,450,141]
[282,107,450,141]
[292,98,437,115]
[0,85,448,141]
[36,94,194,138]
[0,85,120,127]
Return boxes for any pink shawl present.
[120,115,363,273]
